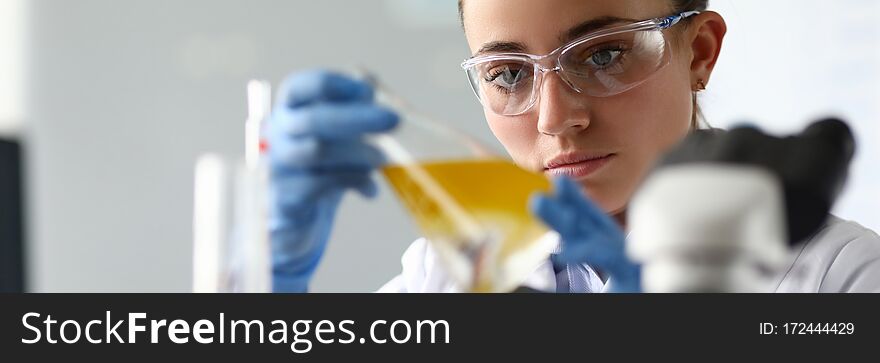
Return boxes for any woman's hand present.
[530,177,641,293]
[268,70,399,292]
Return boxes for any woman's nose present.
[535,72,592,136]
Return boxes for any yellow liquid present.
[382,159,551,292]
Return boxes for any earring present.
[691,80,704,129]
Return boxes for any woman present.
[267,0,880,293]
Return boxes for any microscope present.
[628,118,855,292]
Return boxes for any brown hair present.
[673,0,709,13]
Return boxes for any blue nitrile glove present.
[268,70,399,292]
[530,177,641,293]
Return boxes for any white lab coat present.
[377,215,880,293]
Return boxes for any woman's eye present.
[587,49,623,68]
[484,65,529,87]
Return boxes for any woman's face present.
[463,0,698,216]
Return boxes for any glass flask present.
[364,73,553,293]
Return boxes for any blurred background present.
[0,0,877,292]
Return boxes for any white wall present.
[707,0,880,231]
[26,0,476,292]
[0,0,27,137]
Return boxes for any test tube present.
[192,79,272,293]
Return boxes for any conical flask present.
[364,73,553,293]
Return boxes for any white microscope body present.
[628,165,789,292]
[626,119,854,293]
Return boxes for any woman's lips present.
[544,154,615,179]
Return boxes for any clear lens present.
[465,59,537,116]
[463,28,672,116]
[560,29,670,97]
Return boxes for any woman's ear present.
[686,11,727,87]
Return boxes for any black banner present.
[1,294,877,360]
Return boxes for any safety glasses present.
[461,11,700,116]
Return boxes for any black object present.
[0,138,25,292]
[657,118,856,244]
[512,286,548,293]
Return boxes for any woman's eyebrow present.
[473,16,637,57]
[474,41,528,56]
[561,16,637,43]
